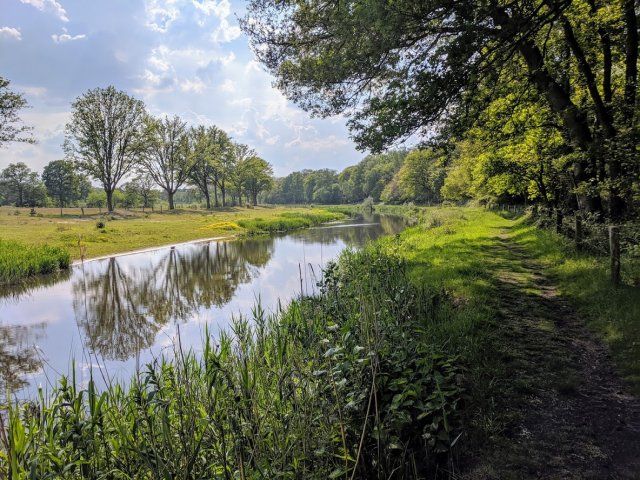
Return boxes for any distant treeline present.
[266,149,446,206]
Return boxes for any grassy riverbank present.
[0,239,70,285]
[2,206,638,478]
[0,205,344,260]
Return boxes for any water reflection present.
[72,239,276,360]
[0,214,405,396]
[0,323,45,394]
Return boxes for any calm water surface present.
[0,214,405,398]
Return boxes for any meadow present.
[0,206,345,258]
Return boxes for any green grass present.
[0,239,70,285]
[3,205,638,477]
[237,209,345,234]
[2,247,463,479]
[0,205,344,260]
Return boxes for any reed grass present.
[237,209,345,235]
[1,246,463,479]
[0,239,70,285]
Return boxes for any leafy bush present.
[2,247,463,478]
[0,240,70,285]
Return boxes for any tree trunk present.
[624,0,638,122]
[561,15,615,137]
[106,189,114,213]
[221,181,226,207]
[213,182,219,208]
[168,191,175,210]
[492,8,602,213]
[252,192,258,206]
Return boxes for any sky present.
[0,0,362,176]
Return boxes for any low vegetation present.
[2,246,464,479]
[237,209,344,234]
[0,239,69,285]
[1,206,639,477]
[0,205,343,261]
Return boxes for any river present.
[0,213,406,399]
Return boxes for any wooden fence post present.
[575,215,583,250]
[609,225,621,287]
[556,210,563,234]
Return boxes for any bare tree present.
[64,86,147,212]
[141,115,192,210]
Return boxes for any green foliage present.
[0,239,70,285]
[0,76,34,146]
[42,159,87,209]
[238,209,344,234]
[2,246,463,479]
[65,86,147,212]
[85,190,106,208]
[244,0,640,219]
[266,151,406,205]
[0,162,48,207]
[382,149,446,204]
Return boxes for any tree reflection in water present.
[0,323,45,396]
[72,238,275,361]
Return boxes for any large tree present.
[228,143,256,206]
[243,0,639,218]
[142,115,192,210]
[242,156,274,206]
[187,126,217,209]
[42,159,83,214]
[64,86,147,212]
[0,76,34,146]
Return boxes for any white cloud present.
[19,0,69,22]
[286,134,350,151]
[211,18,241,43]
[51,31,86,43]
[180,77,207,93]
[144,0,180,33]
[219,79,235,92]
[0,27,22,40]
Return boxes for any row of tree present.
[244,0,640,220]
[0,81,274,212]
[265,149,446,206]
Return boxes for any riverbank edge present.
[0,207,347,284]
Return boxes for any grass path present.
[459,227,640,479]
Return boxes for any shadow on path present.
[459,231,640,479]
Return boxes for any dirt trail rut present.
[460,232,640,479]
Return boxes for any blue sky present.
[0,0,362,176]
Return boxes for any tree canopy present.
[243,0,639,219]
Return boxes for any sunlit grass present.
[0,239,70,285]
[0,205,343,260]
[237,209,345,234]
